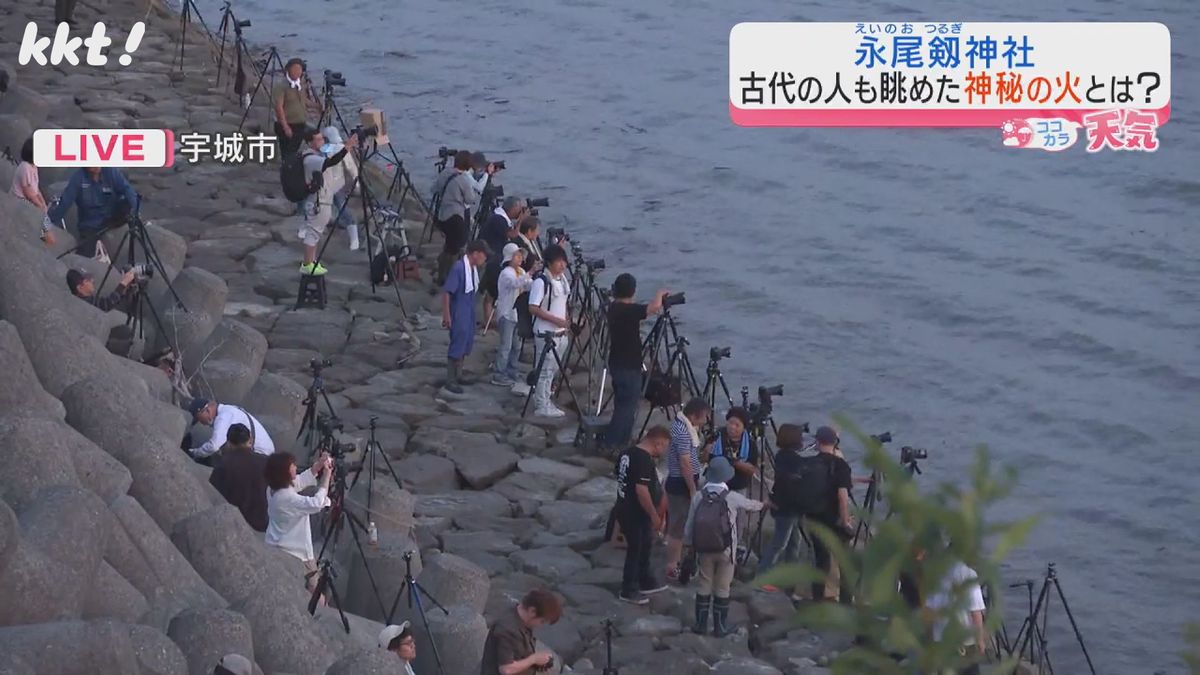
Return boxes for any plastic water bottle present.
[368,521,379,547]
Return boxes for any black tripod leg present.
[547,339,585,416]
[521,339,553,418]
[1052,578,1096,675]
[411,587,448,675]
[322,569,352,633]
[343,509,390,621]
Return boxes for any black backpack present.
[776,454,836,517]
[370,245,409,285]
[515,273,552,340]
[280,150,314,202]
[692,488,733,554]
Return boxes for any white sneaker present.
[347,227,361,251]
[536,404,566,419]
[510,382,531,396]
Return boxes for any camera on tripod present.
[309,357,333,374]
[351,124,379,139]
[586,258,606,271]
[662,292,686,309]
[871,431,893,443]
[438,146,459,159]
[527,197,549,208]
[710,346,731,361]
[235,18,251,28]
[546,227,569,244]
[317,414,343,435]
[900,445,928,464]
[124,263,154,281]
[324,69,346,87]
[749,384,783,422]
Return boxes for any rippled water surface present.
[207,0,1200,670]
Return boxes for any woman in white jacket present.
[321,127,361,250]
[264,451,332,596]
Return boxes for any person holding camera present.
[379,622,418,674]
[602,273,668,451]
[264,450,332,596]
[295,127,359,276]
[480,196,526,258]
[185,398,276,463]
[273,57,319,159]
[805,426,855,603]
[319,126,361,251]
[491,244,534,387]
[47,166,139,258]
[664,397,711,582]
[710,407,757,558]
[527,244,573,418]
[480,588,562,675]
[431,150,486,285]
[66,267,139,356]
[208,423,269,532]
[515,218,543,272]
[758,423,807,580]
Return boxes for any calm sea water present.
[207,0,1200,670]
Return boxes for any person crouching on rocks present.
[264,451,332,601]
[442,239,492,394]
[480,589,561,675]
[185,398,276,465]
[66,267,138,356]
[379,622,418,674]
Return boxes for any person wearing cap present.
[295,127,360,276]
[379,622,418,674]
[491,243,533,388]
[806,425,855,604]
[208,423,270,532]
[272,57,320,158]
[441,239,492,394]
[67,267,138,312]
[213,653,253,675]
[47,166,140,258]
[466,150,495,212]
[710,407,758,558]
[683,456,765,637]
[479,196,526,261]
[185,398,276,463]
[319,126,361,250]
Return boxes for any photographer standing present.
[806,426,855,604]
[491,244,534,388]
[442,240,492,394]
[480,196,526,259]
[527,245,572,419]
[664,397,711,582]
[272,58,319,159]
[264,451,332,597]
[47,167,139,258]
[602,273,667,451]
[431,151,484,284]
[758,423,807,579]
[295,128,359,276]
[514,218,543,272]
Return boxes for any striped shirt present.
[667,418,701,479]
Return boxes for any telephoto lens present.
[493,160,507,170]
[324,70,346,86]
[438,146,459,159]
[663,292,686,308]
[759,384,784,398]
[352,124,379,138]
[527,197,550,208]
[710,346,731,360]
[871,431,893,443]
[236,19,251,28]
[587,258,606,270]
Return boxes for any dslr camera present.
[438,146,459,159]
[309,357,333,374]
[527,197,550,208]
[871,431,893,444]
[546,227,569,244]
[323,69,346,87]
[900,446,928,464]
[492,160,507,171]
[586,258,606,271]
[124,263,153,282]
[710,346,731,361]
[351,124,378,139]
[662,292,686,309]
[749,384,783,423]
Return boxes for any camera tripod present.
[636,306,701,436]
[308,444,390,627]
[850,439,921,548]
[297,359,338,458]
[521,331,586,419]
[600,619,619,675]
[170,0,216,82]
[345,416,409,516]
[90,198,189,357]
[384,551,449,675]
[742,395,783,563]
[236,46,286,134]
[215,2,253,103]
[468,175,499,242]
[1007,563,1097,675]
[701,349,735,434]
[420,149,458,246]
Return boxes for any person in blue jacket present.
[441,239,492,394]
[47,167,139,258]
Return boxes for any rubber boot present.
[712,596,737,638]
[691,594,711,635]
[434,252,454,286]
[455,359,478,385]
[444,358,463,394]
[347,224,360,251]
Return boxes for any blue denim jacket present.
[48,168,138,232]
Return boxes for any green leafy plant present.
[1185,622,1200,673]
[757,415,1039,674]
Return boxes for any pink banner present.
[729,102,1172,128]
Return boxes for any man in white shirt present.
[492,243,534,388]
[527,244,572,418]
[922,551,989,674]
[186,398,276,461]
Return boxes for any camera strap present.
[233,406,255,448]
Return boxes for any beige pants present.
[696,551,736,598]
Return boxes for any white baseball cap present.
[215,653,252,675]
[502,242,522,264]
[378,621,412,648]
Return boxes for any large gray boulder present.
[147,266,228,358]
[129,623,191,674]
[184,318,269,373]
[84,560,149,623]
[171,504,297,609]
[411,604,487,675]
[0,321,66,421]
[344,538,423,624]
[243,372,307,445]
[417,552,490,614]
[167,609,258,675]
[0,418,82,513]
[63,375,209,531]
[393,454,459,493]
[191,357,263,405]
[324,649,398,675]
[17,485,109,594]
[0,620,140,675]
[0,500,80,626]
[235,585,338,675]
[346,475,416,540]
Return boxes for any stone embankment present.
[0,0,843,672]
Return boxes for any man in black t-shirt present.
[614,425,671,605]
[602,273,668,450]
[808,425,855,603]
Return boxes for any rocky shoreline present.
[0,0,845,673]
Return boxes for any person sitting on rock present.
[441,239,492,394]
[480,588,561,675]
[379,622,418,674]
[47,166,139,258]
[66,267,138,356]
[10,137,56,247]
[208,423,269,532]
[264,451,332,598]
[212,653,253,675]
[185,398,276,464]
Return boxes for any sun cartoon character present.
[1001,119,1034,147]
